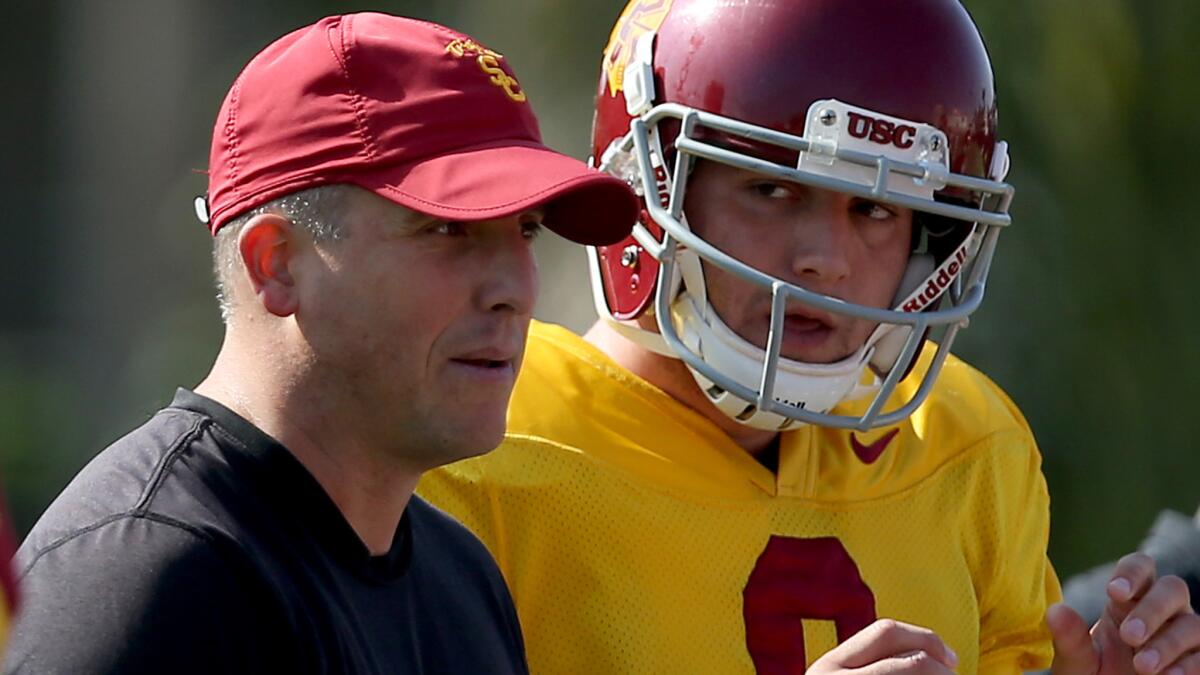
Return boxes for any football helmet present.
[589,0,1013,431]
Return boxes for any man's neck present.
[196,345,418,556]
[583,320,780,458]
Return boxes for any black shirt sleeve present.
[5,514,295,675]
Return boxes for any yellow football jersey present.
[420,321,1059,674]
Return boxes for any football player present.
[420,1,1200,673]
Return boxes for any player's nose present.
[787,204,853,286]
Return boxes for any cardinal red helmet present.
[588,0,1012,430]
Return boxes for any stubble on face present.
[291,189,536,470]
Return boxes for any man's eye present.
[431,221,468,236]
[521,222,543,240]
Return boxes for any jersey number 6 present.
[743,535,877,674]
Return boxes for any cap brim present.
[359,140,638,246]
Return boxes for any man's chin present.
[432,419,507,467]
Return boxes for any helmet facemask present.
[591,96,1013,431]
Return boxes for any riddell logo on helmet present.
[902,248,968,313]
[775,397,807,410]
[847,112,917,149]
[652,164,670,207]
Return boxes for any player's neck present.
[584,320,781,459]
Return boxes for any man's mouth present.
[449,343,521,378]
[450,358,512,370]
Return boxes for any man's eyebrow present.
[385,208,439,231]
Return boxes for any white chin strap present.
[666,244,941,431]
[592,228,945,432]
[670,291,880,431]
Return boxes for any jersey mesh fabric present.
[419,321,1059,674]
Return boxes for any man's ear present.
[238,213,302,317]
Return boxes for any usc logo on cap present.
[603,0,674,97]
[445,38,527,103]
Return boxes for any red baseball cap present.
[201,13,637,245]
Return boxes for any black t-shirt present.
[4,389,528,674]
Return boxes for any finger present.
[1048,603,1100,675]
[1122,575,1194,649]
[1110,553,1159,606]
[1159,649,1200,675]
[852,650,956,675]
[1133,611,1200,675]
[828,619,958,670]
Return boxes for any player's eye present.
[749,181,792,200]
[854,200,897,221]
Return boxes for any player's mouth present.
[776,309,837,359]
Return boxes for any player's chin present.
[779,335,862,364]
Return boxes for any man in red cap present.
[4,12,636,673]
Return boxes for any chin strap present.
[670,291,878,430]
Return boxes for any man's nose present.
[476,219,538,316]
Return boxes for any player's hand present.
[807,619,958,675]
[1049,553,1200,675]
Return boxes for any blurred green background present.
[1,0,1197,579]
